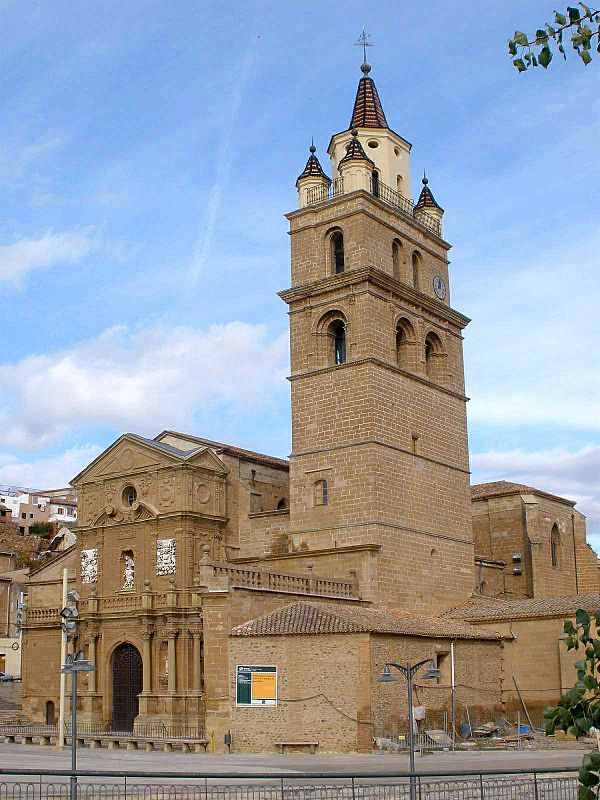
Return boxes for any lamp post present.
[60,650,95,800]
[377,660,440,800]
[57,588,81,750]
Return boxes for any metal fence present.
[0,769,581,800]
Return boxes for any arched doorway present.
[112,643,142,732]
[45,700,55,725]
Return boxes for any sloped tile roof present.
[445,594,600,622]
[471,480,575,506]
[230,601,502,640]
[156,430,289,470]
[415,179,443,212]
[350,70,388,129]
[339,133,375,168]
[296,148,331,187]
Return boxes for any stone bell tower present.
[280,60,475,614]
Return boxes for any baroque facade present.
[21,60,599,751]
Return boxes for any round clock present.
[433,276,446,300]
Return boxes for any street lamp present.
[377,660,440,800]
[60,650,95,800]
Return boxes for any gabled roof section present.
[415,177,443,212]
[445,594,600,622]
[230,601,502,640]
[156,430,289,471]
[350,63,388,129]
[471,480,575,507]
[296,145,331,187]
[338,130,375,169]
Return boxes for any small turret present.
[414,175,444,234]
[337,128,374,193]
[296,143,331,208]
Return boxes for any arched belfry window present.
[314,479,328,506]
[330,231,345,274]
[412,251,421,290]
[424,331,445,382]
[396,318,416,371]
[371,170,380,198]
[551,524,560,568]
[392,239,402,279]
[330,320,346,365]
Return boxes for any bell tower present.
[281,60,475,614]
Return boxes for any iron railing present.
[0,768,580,800]
[1,722,205,740]
[305,178,344,205]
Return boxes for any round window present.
[394,147,401,157]
[122,486,137,507]
[367,140,379,149]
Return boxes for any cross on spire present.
[354,27,373,64]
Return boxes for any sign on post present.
[236,665,277,706]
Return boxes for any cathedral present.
[21,59,599,753]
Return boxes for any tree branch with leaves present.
[544,609,600,797]
[509,4,600,71]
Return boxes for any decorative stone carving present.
[81,549,98,584]
[123,553,135,589]
[156,538,176,576]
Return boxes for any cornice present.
[279,266,470,329]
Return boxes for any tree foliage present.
[29,521,55,539]
[544,610,600,797]
[509,4,600,71]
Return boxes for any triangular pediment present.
[72,434,180,485]
[185,446,229,475]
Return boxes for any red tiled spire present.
[295,143,331,187]
[349,63,388,129]
[338,128,375,168]
[415,175,444,212]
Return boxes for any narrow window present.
[371,170,380,198]
[396,175,403,195]
[412,251,421,290]
[123,486,137,507]
[425,332,444,382]
[331,232,345,274]
[392,239,402,279]
[551,524,560,568]
[277,498,287,510]
[331,321,346,365]
[396,318,415,371]
[314,480,328,506]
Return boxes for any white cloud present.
[0,321,288,451]
[471,445,600,537]
[0,444,102,490]
[0,229,94,288]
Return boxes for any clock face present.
[433,276,446,300]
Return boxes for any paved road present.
[0,743,584,777]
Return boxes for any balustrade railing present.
[211,563,357,598]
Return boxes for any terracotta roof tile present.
[296,147,331,187]
[471,480,575,506]
[350,67,388,129]
[231,601,502,640]
[415,178,443,212]
[339,132,374,168]
[445,594,600,622]
[156,430,289,471]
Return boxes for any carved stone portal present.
[156,539,176,576]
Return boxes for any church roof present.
[296,146,331,187]
[445,594,600,622]
[230,601,502,640]
[155,430,289,470]
[415,177,443,212]
[338,130,375,168]
[350,64,388,129]
[471,480,575,506]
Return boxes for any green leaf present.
[555,11,568,25]
[583,674,598,691]
[579,785,596,800]
[539,45,553,67]
[559,42,567,56]
[508,39,518,55]
[580,49,593,62]
[547,24,557,36]
[565,621,577,635]
[513,57,527,72]
[579,768,599,788]
[514,30,529,46]
[579,3,592,17]
[536,28,549,43]
[531,53,538,66]
[577,609,591,627]
[568,6,582,23]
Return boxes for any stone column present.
[88,633,98,694]
[142,632,153,694]
[167,631,177,694]
[192,631,202,694]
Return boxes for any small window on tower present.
[329,321,346,365]
[371,170,380,198]
[412,251,421,290]
[331,232,345,274]
[551,524,560,568]
[392,239,402,279]
[314,480,328,506]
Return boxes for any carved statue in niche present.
[122,551,135,589]
[81,549,98,583]
[156,539,176,576]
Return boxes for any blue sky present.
[1,1,599,542]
